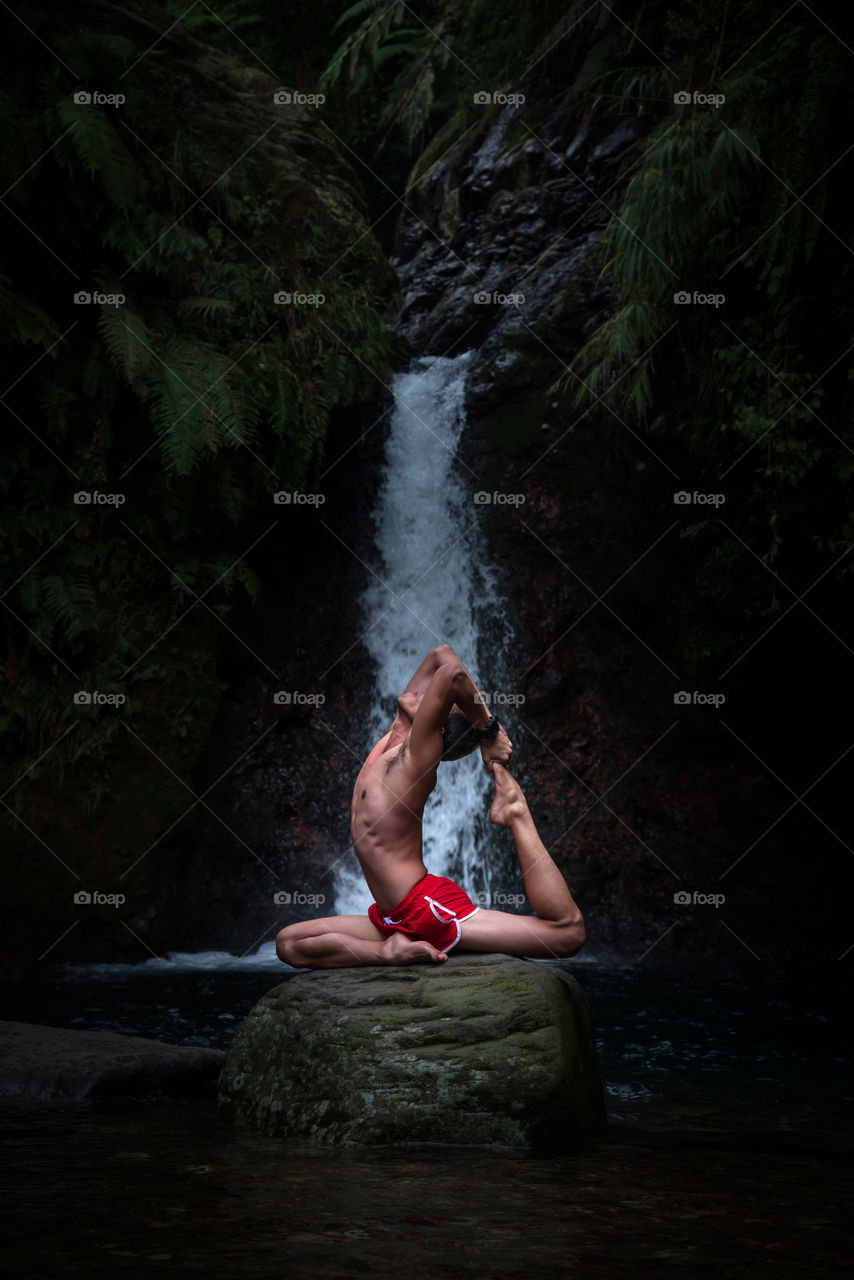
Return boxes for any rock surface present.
[218,953,604,1151]
[0,1021,225,1103]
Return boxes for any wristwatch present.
[477,712,501,739]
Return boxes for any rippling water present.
[2,955,851,1276]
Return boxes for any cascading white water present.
[334,352,510,915]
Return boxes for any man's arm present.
[406,660,473,771]
[400,645,456,697]
[407,655,511,772]
[429,650,512,768]
[440,656,513,770]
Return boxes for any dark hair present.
[440,708,479,761]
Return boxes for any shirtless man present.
[275,644,585,968]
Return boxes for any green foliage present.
[319,0,453,148]
[319,0,565,152]
[549,0,854,682]
[0,2,398,811]
[54,95,140,208]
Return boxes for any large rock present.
[217,953,604,1151]
[0,1021,225,1103]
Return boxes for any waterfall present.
[333,352,510,915]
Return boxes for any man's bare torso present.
[350,729,435,910]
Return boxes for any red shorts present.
[368,872,480,954]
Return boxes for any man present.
[275,644,585,968]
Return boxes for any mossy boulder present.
[217,953,604,1151]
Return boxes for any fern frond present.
[144,335,258,475]
[176,297,236,318]
[96,306,151,387]
[40,572,96,642]
[332,0,397,34]
[54,94,139,208]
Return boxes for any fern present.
[53,95,139,209]
[144,335,259,475]
[96,305,151,388]
[175,297,237,319]
[320,0,465,146]
[23,572,97,645]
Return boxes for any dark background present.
[1,0,852,975]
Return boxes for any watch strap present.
[477,712,501,739]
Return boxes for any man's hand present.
[480,723,512,771]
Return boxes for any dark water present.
[2,954,852,1277]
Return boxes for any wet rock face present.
[218,953,605,1151]
[393,100,647,376]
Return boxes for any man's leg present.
[276,915,449,969]
[456,763,585,960]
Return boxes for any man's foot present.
[489,762,530,827]
[380,931,448,965]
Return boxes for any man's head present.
[440,707,479,761]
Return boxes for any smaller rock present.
[0,1021,225,1103]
